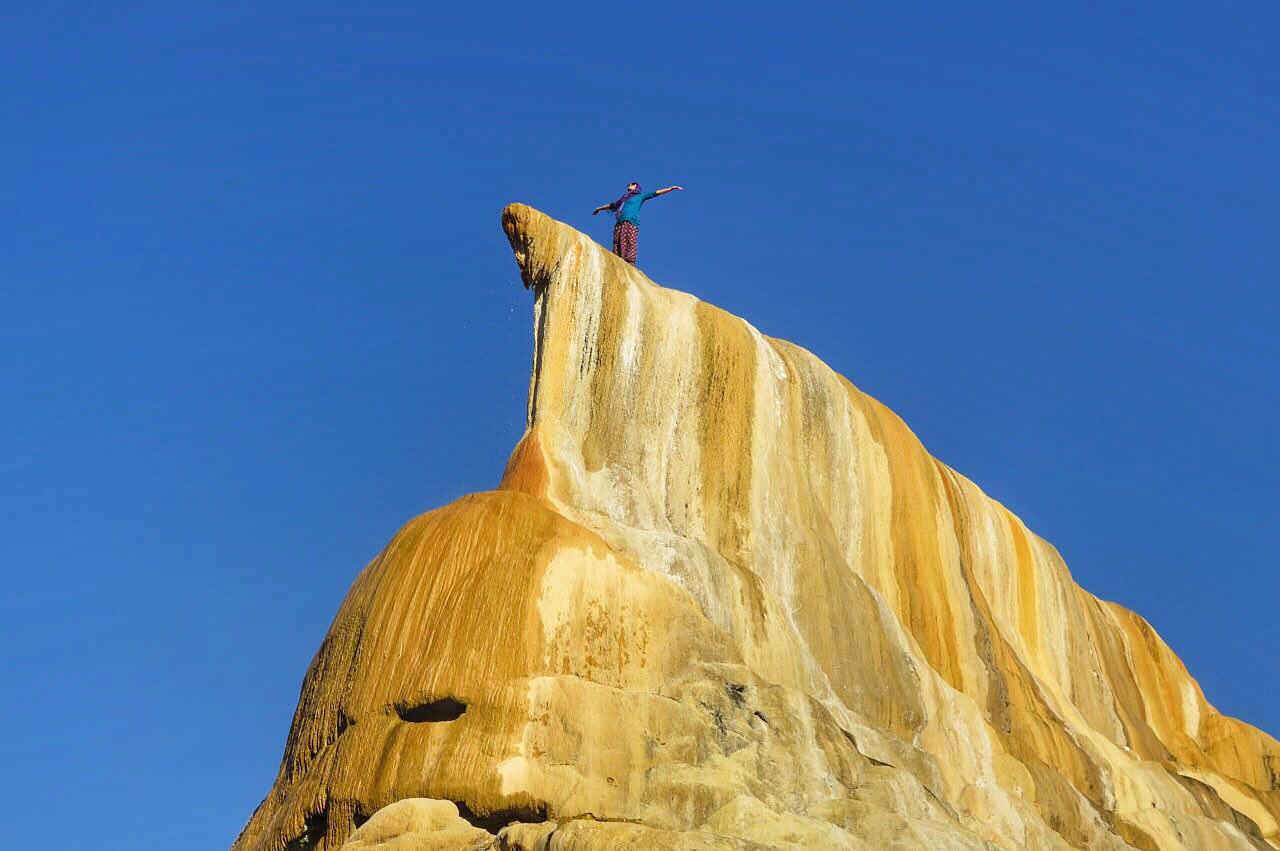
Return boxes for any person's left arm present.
[643,185,684,201]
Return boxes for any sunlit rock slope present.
[233,204,1280,851]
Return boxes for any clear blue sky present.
[2,3,1275,847]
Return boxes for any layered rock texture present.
[233,205,1280,851]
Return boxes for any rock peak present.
[502,202,643,292]
[234,207,1280,851]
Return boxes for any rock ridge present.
[232,204,1279,851]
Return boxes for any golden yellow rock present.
[341,799,495,850]
[232,205,1280,851]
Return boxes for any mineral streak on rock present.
[233,205,1280,851]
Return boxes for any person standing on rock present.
[592,181,683,264]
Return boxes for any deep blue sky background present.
[2,3,1276,847]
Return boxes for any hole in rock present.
[454,800,549,834]
[709,707,727,735]
[282,810,327,851]
[394,697,467,723]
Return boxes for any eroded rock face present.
[233,205,1280,851]
[341,799,495,850]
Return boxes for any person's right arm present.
[592,202,616,215]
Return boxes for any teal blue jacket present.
[611,190,660,225]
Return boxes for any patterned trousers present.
[612,221,639,264]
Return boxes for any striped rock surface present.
[233,204,1279,851]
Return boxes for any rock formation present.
[233,205,1280,851]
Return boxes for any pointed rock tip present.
[500,202,532,244]
[501,203,572,289]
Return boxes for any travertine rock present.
[341,799,495,850]
[233,205,1280,851]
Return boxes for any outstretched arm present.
[649,185,684,198]
[592,202,616,216]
